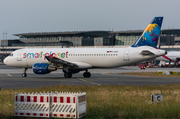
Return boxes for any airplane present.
[156,51,180,62]
[4,17,167,78]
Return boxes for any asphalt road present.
[0,65,180,89]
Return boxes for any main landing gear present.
[63,69,91,78]
[83,70,91,78]
[22,68,27,77]
[64,72,72,78]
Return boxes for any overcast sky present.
[0,0,180,40]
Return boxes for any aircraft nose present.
[3,57,8,65]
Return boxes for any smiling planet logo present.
[131,17,163,48]
[142,23,160,47]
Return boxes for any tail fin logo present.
[131,17,163,48]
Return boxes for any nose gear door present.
[17,51,23,61]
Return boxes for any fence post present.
[48,93,50,118]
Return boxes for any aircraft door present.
[123,50,129,61]
[17,51,23,61]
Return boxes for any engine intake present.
[33,63,57,74]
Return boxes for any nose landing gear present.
[22,68,27,77]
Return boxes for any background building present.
[10,31,114,47]
[2,29,180,47]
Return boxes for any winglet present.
[131,17,163,48]
[45,54,54,61]
[49,54,54,59]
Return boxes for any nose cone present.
[3,57,8,65]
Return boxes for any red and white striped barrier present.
[15,91,86,118]
[15,92,50,118]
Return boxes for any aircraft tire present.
[83,72,91,78]
[22,73,27,77]
[64,73,72,78]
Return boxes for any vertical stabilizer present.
[131,17,163,48]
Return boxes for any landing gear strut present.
[22,68,27,77]
[63,65,72,78]
[64,72,72,78]
[83,70,91,78]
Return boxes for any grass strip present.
[1,84,180,118]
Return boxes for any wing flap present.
[45,55,78,67]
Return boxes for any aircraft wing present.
[140,50,155,55]
[45,55,78,67]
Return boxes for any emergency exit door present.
[123,50,129,61]
[17,51,22,61]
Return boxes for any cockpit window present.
[9,53,13,56]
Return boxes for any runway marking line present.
[7,74,12,76]
[77,77,100,85]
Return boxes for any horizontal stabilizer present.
[140,50,155,55]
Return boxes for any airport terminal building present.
[1,29,180,47]
[1,29,180,62]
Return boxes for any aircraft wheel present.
[83,72,91,78]
[64,72,72,78]
[22,73,27,77]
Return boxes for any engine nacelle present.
[33,63,57,74]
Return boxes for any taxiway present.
[0,65,180,88]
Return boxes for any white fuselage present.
[156,51,180,62]
[4,46,166,69]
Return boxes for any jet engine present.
[33,63,57,74]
